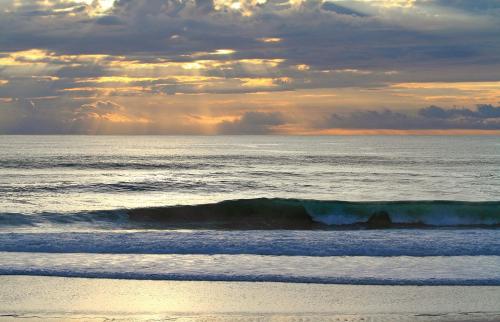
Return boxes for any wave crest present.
[128,198,500,229]
[1,198,499,229]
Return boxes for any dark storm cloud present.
[217,111,286,134]
[324,105,500,130]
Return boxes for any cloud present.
[217,111,286,134]
[321,2,366,16]
[0,0,499,134]
[324,105,500,130]
[0,97,75,134]
[419,104,500,118]
[2,0,499,68]
[0,98,141,134]
[94,15,124,25]
[75,100,125,120]
[433,0,500,14]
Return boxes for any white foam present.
[1,229,499,256]
[0,252,499,285]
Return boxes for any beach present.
[1,276,500,321]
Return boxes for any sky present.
[0,0,499,134]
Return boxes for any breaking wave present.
[127,198,500,229]
[0,198,498,229]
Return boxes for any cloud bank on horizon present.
[0,0,499,134]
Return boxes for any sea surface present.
[0,135,499,285]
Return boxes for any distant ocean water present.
[0,135,499,285]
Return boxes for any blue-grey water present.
[0,135,499,284]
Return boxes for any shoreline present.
[1,276,500,321]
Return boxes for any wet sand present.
[1,276,499,321]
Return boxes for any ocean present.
[0,135,499,285]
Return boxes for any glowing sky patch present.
[81,0,115,12]
[0,0,499,134]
